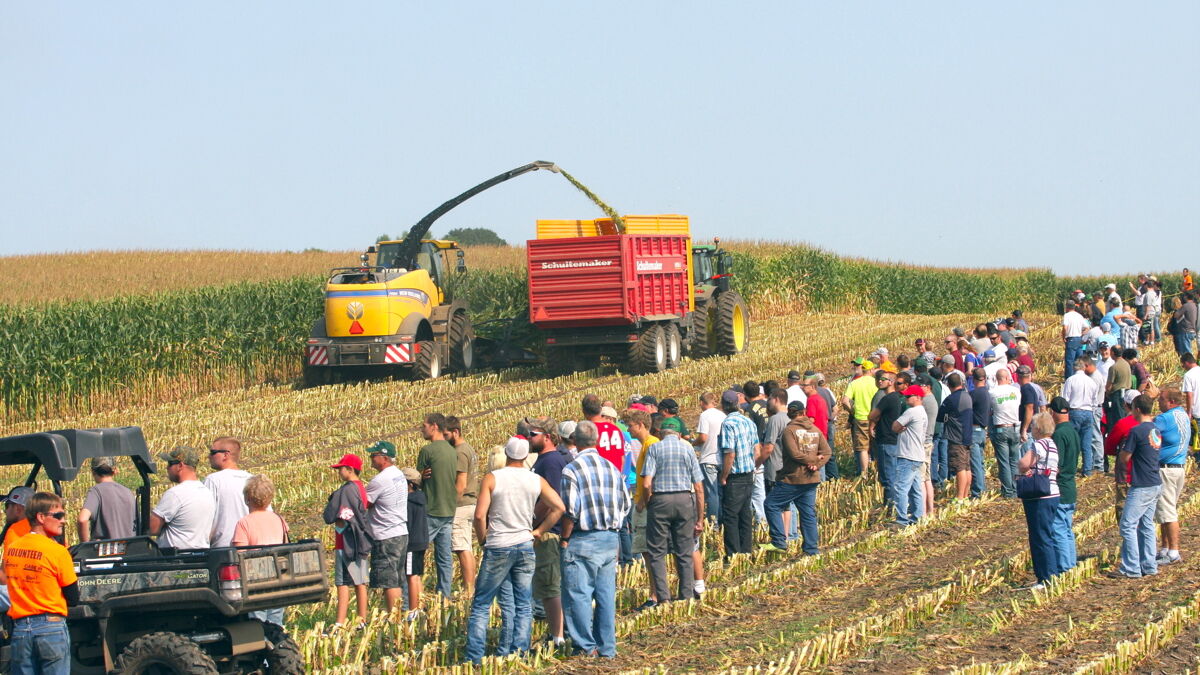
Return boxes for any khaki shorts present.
[533,533,562,600]
[922,442,933,482]
[631,506,649,555]
[948,444,971,474]
[850,418,869,453]
[452,504,475,552]
[1156,467,1187,524]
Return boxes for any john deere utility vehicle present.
[304,161,559,385]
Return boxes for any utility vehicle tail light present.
[218,563,243,603]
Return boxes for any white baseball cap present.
[504,437,530,461]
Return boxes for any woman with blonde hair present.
[1017,412,1060,590]
[232,474,289,626]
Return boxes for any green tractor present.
[689,238,750,358]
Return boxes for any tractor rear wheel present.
[663,323,682,369]
[448,311,475,373]
[627,324,667,374]
[716,291,750,355]
[412,340,442,381]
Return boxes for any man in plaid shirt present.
[638,432,704,605]
[559,421,631,658]
[719,390,761,558]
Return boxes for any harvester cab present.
[303,161,560,386]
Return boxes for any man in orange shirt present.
[3,491,78,675]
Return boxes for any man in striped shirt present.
[559,421,631,658]
[719,390,762,558]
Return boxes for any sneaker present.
[759,543,788,554]
[405,609,423,622]
[634,600,659,612]
[1012,582,1045,591]
[1159,551,1182,565]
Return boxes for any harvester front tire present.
[449,312,475,373]
[663,323,682,369]
[628,324,667,374]
[113,631,219,675]
[412,340,442,381]
[688,303,713,359]
[716,292,750,356]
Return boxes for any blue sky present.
[2,3,1196,275]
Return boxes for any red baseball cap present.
[330,453,363,472]
[902,385,926,397]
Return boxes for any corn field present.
[2,302,1197,673]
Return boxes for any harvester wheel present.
[412,340,442,381]
[448,311,475,373]
[716,291,750,355]
[663,323,682,369]
[627,324,667,374]
[545,347,580,377]
[688,302,713,358]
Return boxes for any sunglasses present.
[530,430,544,437]
[167,461,182,468]
[209,449,229,456]
[46,511,66,521]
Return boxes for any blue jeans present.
[932,435,949,485]
[1119,485,1162,577]
[1053,501,1077,574]
[893,458,925,526]
[764,482,818,553]
[563,530,619,657]
[701,464,721,520]
[1068,410,1094,477]
[751,472,766,523]
[1022,496,1060,583]
[877,443,898,509]
[991,427,1021,498]
[1090,410,1105,473]
[465,542,535,663]
[618,512,633,566]
[824,428,840,479]
[12,614,70,675]
[1064,337,1082,378]
[970,428,986,498]
[428,515,455,597]
[250,608,284,627]
[1175,331,1197,358]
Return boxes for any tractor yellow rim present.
[732,304,746,351]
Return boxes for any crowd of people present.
[2,273,1198,671]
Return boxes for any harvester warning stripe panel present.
[384,344,412,364]
[307,346,329,366]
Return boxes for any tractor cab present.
[692,239,734,295]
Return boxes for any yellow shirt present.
[634,435,660,504]
[845,375,877,421]
[4,532,77,619]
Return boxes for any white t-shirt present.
[895,405,928,462]
[1062,311,1088,338]
[1182,366,1200,418]
[155,480,216,550]
[204,468,252,547]
[366,464,409,540]
[696,407,727,466]
[982,361,1004,389]
[785,384,807,406]
[990,384,1020,426]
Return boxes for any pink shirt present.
[231,510,289,547]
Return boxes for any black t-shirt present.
[406,490,429,551]
[1019,383,1041,424]
[969,388,992,429]
[873,392,905,445]
[744,400,770,441]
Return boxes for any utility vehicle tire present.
[627,324,667,374]
[688,302,716,358]
[448,311,475,373]
[113,631,219,675]
[716,291,750,356]
[262,623,304,675]
[663,323,682,369]
[412,340,442,381]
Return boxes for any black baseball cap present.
[1048,396,1070,414]
[787,400,806,414]
[787,370,802,380]
[659,398,679,413]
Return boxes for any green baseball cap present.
[366,440,396,458]
[159,446,200,468]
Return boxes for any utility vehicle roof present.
[0,427,157,483]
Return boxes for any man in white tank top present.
[464,437,565,664]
